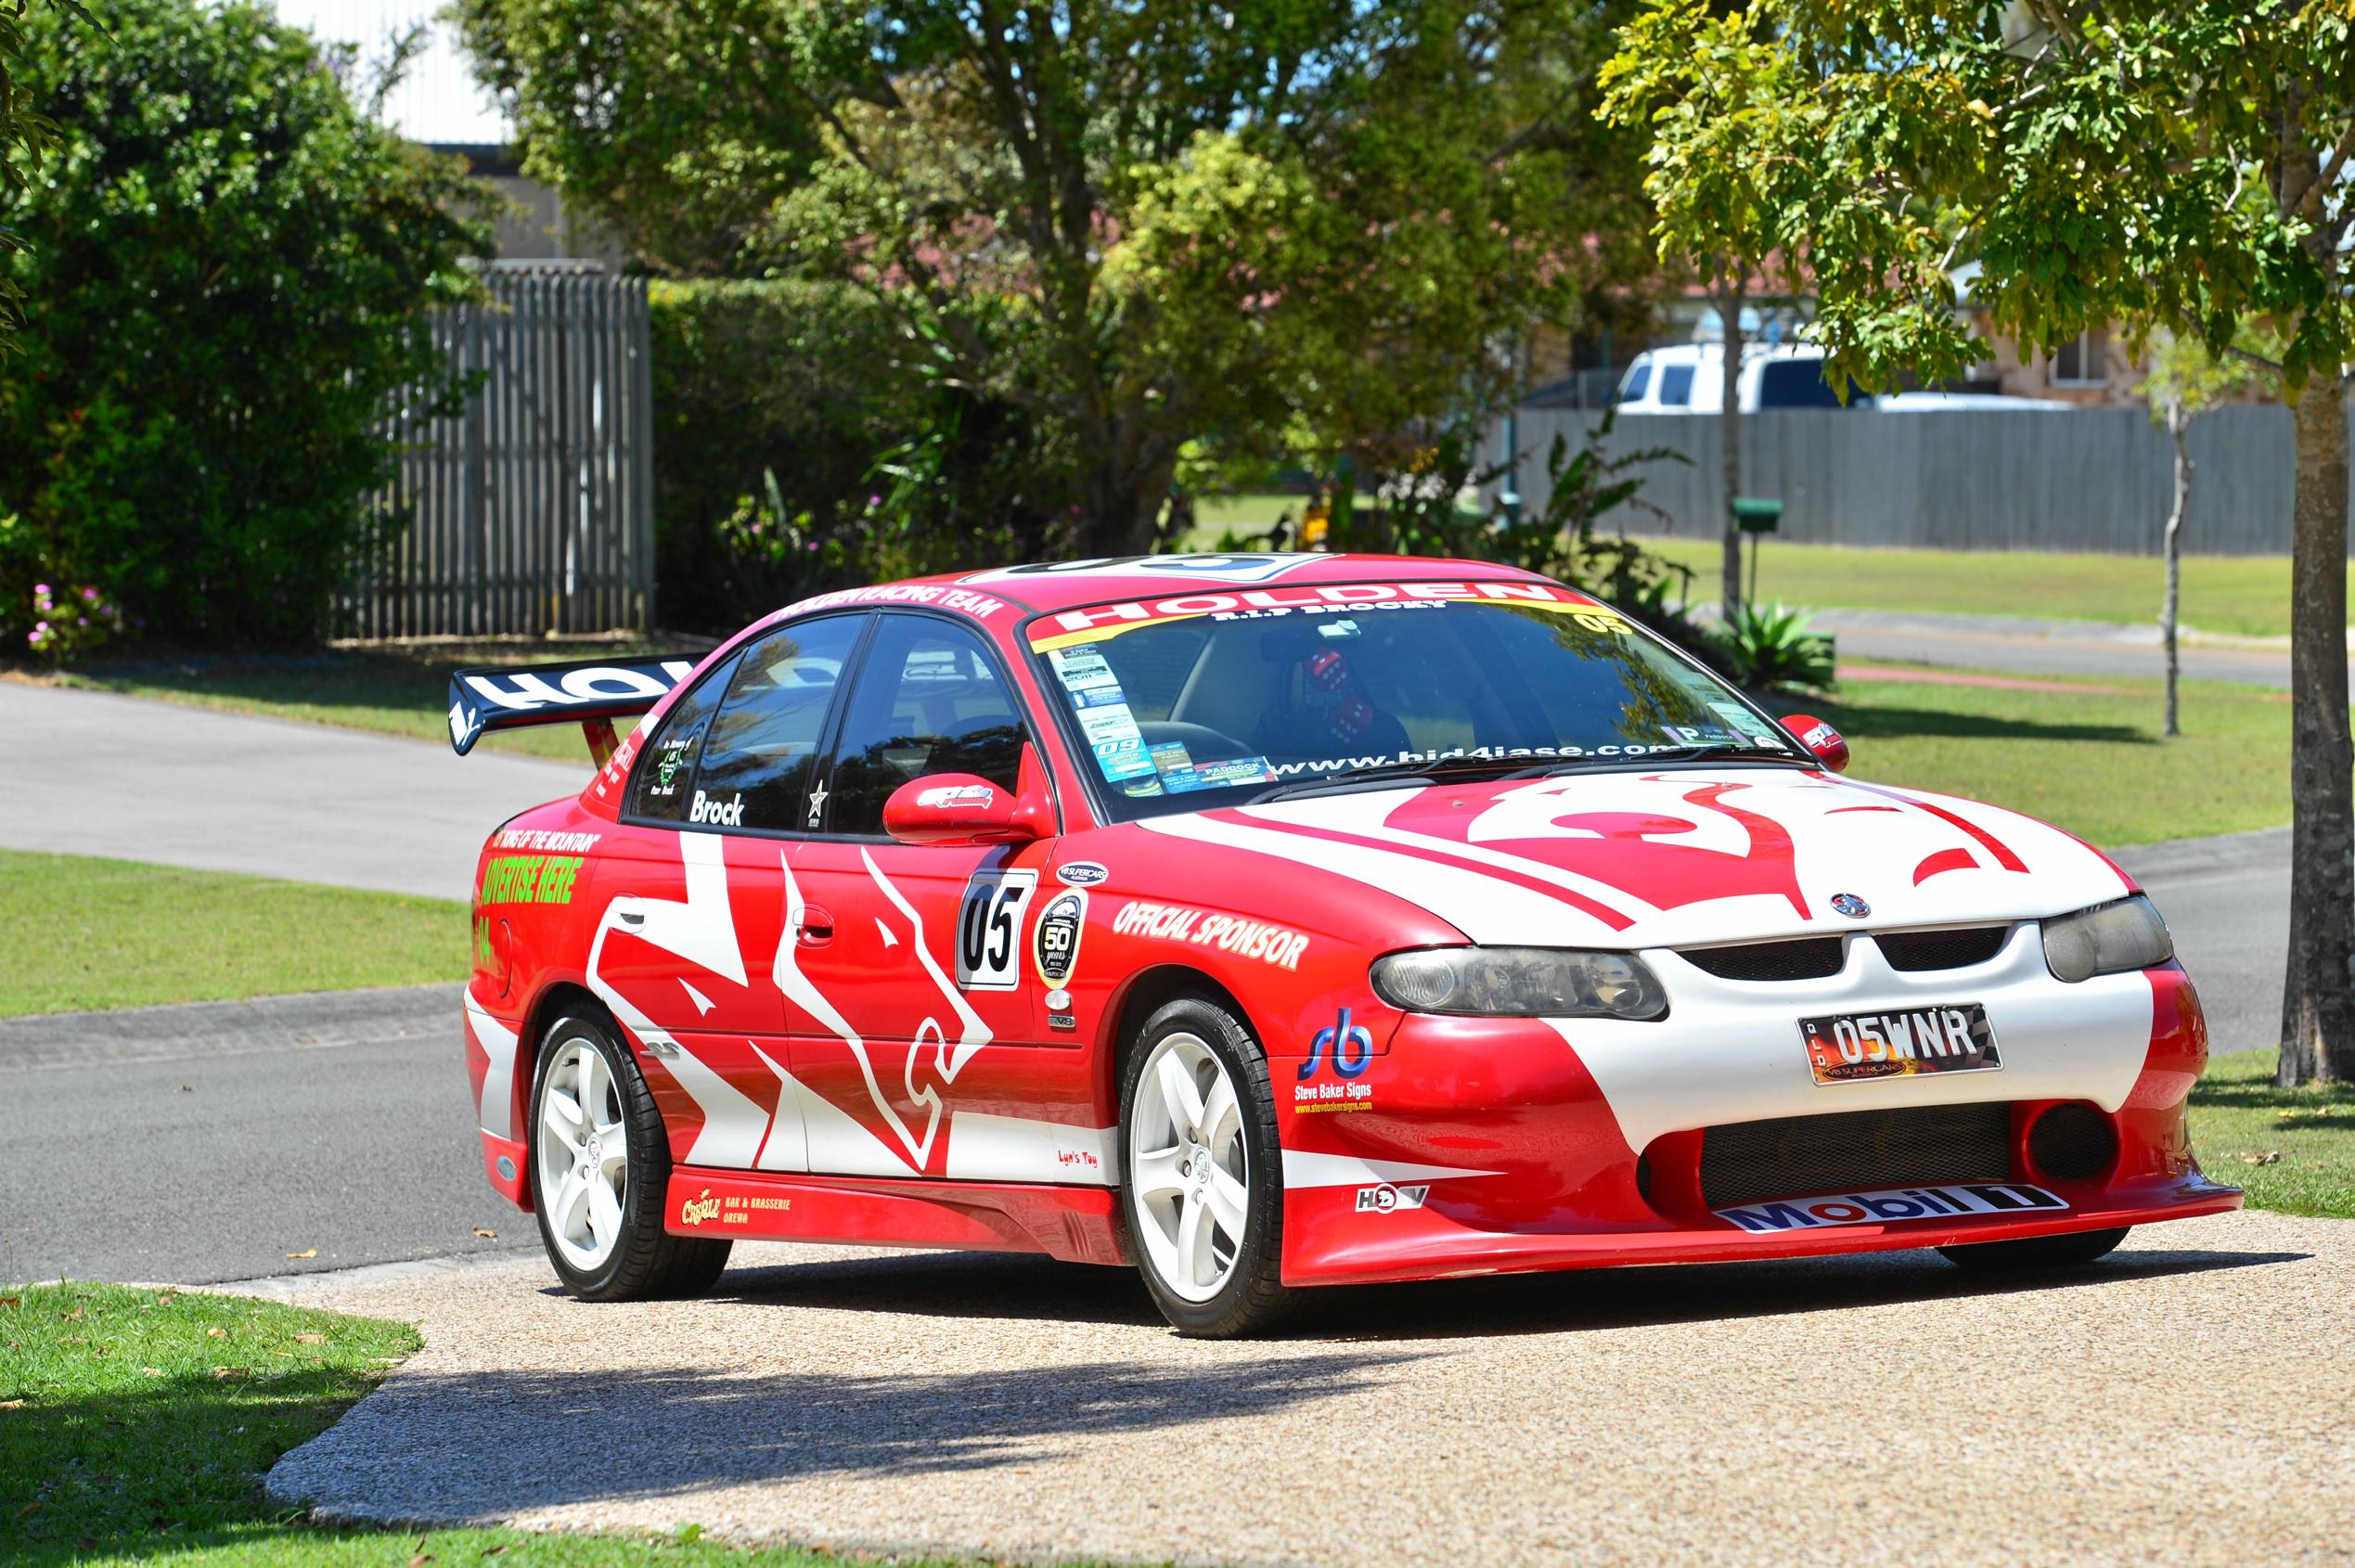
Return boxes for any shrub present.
[1712,600,1837,693]
[647,280,1072,631]
[0,0,486,652]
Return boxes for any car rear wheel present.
[1120,995,1293,1338]
[1936,1226,2129,1271]
[529,1012,730,1301]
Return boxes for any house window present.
[2052,328,2109,387]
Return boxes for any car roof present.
[881,552,1561,616]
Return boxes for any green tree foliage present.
[458,0,1653,556]
[1603,0,2355,1085]
[647,279,1075,630]
[0,0,488,647]
[0,0,95,344]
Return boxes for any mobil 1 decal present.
[1034,888,1087,994]
[956,868,1037,991]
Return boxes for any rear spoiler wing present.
[446,654,702,763]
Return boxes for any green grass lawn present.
[1783,667,2288,846]
[0,1283,986,1566]
[1640,534,2325,639]
[36,639,657,762]
[2187,1050,2355,1219]
[0,850,462,1017]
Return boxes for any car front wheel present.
[1120,994,1293,1337]
[529,1011,730,1301]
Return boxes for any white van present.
[1615,342,1861,414]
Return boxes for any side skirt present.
[662,1165,1129,1266]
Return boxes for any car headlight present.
[2041,894,2173,983]
[1371,946,1667,1020]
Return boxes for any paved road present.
[256,1210,2349,1566]
[0,985,526,1286]
[1812,608,2336,688]
[0,831,2289,1289]
[0,683,585,900]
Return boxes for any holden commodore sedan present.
[448,553,2237,1336]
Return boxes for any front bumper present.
[1277,952,2237,1287]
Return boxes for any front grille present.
[1698,1101,2013,1209]
[1681,936,1846,982]
[1877,925,2012,971]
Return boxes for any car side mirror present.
[1781,713,1850,774]
[881,747,1054,846]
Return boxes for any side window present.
[823,616,1027,838]
[684,615,865,832]
[1657,363,1695,407]
[624,653,741,823]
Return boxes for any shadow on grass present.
[1806,698,2151,747]
[2191,1065,2355,1129]
[2,1364,375,1564]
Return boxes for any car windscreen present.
[1026,581,1798,821]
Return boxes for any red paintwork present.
[460,553,2239,1293]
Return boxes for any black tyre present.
[1119,993,1294,1337]
[1936,1226,2129,1271]
[528,1011,731,1301]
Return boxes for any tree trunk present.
[1718,277,1745,622]
[2161,399,2190,739]
[1079,443,1180,559]
[2277,372,2355,1086]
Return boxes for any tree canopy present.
[0,0,488,644]
[457,0,1654,554]
[1604,0,2355,1083]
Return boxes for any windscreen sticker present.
[1709,700,1781,742]
[1027,580,1617,651]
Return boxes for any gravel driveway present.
[258,1209,2352,1566]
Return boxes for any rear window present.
[1757,358,1850,408]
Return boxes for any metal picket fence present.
[338,268,655,638]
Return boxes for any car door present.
[783,611,1104,1183]
[590,613,866,1172]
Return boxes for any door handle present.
[796,904,835,946]
[618,909,645,927]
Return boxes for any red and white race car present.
[451,554,2237,1335]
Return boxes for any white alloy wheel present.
[1127,1030,1252,1303]
[536,1035,631,1272]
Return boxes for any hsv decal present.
[956,869,1038,991]
[1717,1183,2066,1233]
[1112,900,1310,970]
[1356,1183,1429,1213]
[918,783,996,809]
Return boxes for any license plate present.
[1800,1003,2000,1085]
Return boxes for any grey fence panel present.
[340,271,654,638]
[1498,403,2352,557]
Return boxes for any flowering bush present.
[24,581,125,663]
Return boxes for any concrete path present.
[0,983,524,1286]
[256,1210,2351,1566]
[0,683,585,901]
[1810,607,2336,688]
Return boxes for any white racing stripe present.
[463,992,521,1140]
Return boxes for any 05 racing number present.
[955,869,1037,991]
